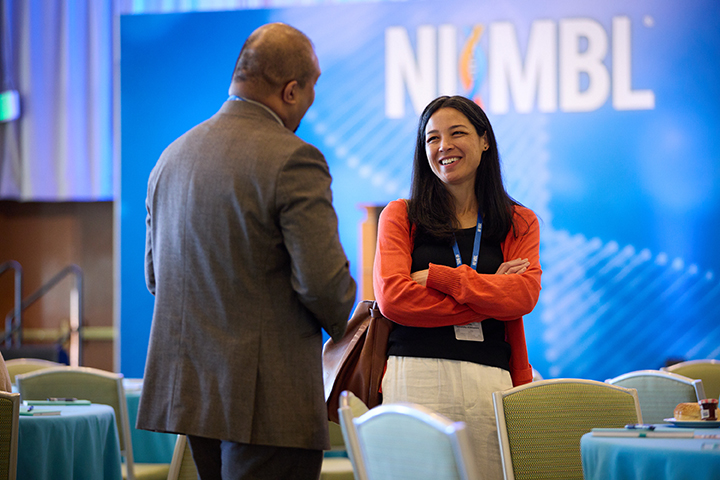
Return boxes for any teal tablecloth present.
[18,404,123,480]
[581,425,720,480]
[124,381,177,463]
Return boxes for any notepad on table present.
[24,399,91,406]
[591,428,694,438]
[19,406,61,416]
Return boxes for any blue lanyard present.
[452,211,483,270]
[228,95,242,101]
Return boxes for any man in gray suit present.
[138,23,356,479]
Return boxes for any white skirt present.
[381,356,513,480]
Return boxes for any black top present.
[387,225,511,371]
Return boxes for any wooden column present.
[358,204,385,300]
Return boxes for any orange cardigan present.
[373,199,542,386]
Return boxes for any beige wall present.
[0,201,114,371]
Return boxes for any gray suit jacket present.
[137,100,356,450]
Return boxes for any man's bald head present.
[229,23,320,132]
[231,23,318,94]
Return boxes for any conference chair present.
[663,359,720,400]
[326,420,349,458]
[319,421,355,480]
[5,358,63,384]
[15,367,169,480]
[340,393,479,480]
[606,369,705,424]
[338,391,370,480]
[0,392,20,480]
[493,378,641,480]
[166,435,197,480]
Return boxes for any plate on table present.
[663,418,720,428]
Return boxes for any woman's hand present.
[496,258,530,275]
[411,269,429,286]
[412,259,529,285]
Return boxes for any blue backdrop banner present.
[121,0,720,380]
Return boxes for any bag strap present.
[369,301,383,318]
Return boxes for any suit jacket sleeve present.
[276,144,356,342]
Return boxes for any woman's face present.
[424,107,488,190]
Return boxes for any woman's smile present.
[439,156,460,166]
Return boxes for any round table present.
[18,403,123,480]
[581,425,720,480]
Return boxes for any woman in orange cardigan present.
[373,96,541,478]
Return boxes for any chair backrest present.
[493,378,641,480]
[0,392,20,480]
[338,391,370,480]
[606,369,705,424]
[5,358,63,384]
[166,435,197,480]
[663,360,720,400]
[348,399,479,480]
[15,366,138,479]
[327,421,346,454]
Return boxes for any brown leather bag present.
[323,300,392,422]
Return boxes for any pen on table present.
[625,424,655,430]
[27,405,33,412]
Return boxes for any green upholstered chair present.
[15,367,169,480]
[320,456,355,480]
[166,435,197,480]
[493,378,641,480]
[663,359,720,400]
[327,420,349,457]
[319,421,355,480]
[340,393,478,480]
[607,369,705,424]
[0,392,20,480]
[5,358,63,385]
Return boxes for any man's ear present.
[281,80,299,105]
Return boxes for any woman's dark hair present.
[408,95,519,244]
